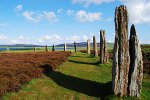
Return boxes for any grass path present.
[2,52,150,100]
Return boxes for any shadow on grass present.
[70,55,95,58]
[46,71,112,99]
[68,59,100,65]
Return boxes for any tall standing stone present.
[74,42,77,52]
[112,5,130,96]
[87,39,90,54]
[100,30,109,64]
[45,45,48,52]
[64,43,67,51]
[93,36,98,57]
[128,25,143,97]
[52,44,55,51]
[34,47,36,52]
[6,47,9,52]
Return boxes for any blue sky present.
[0,0,149,45]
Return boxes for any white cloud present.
[57,9,64,14]
[66,9,75,16]
[38,35,62,44]
[107,39,113,43]
[105,18,113,22]
[71,35,81,42]
[0,34,86,45]
[64,35,91,43]
[0,23,7,27]
[142,40,150,44]
[75,10,102,23]
[0,34,32,44]
[38,34,91,45]
[9,39,28,44]
[22,11,41,23]
[82,35,89,41]
[120,0,150,24]
[43,11,59,22]
[15,5,23,11]
[9,35,30,44]
[72,0,114,7]
[17,35,30,40]
[90,33,94,37]
[0,34,8,40]
[22,11,58,23]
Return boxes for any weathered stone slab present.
[128,24,143,97]
[100,30,109,64]
[64,43,66,51]
[45,45,48,52]
[112,5,130,97]
[34,47,36,52]
[93,36,98,57]
[87,39,90,54]
[52,44,55,51]
[74,42,77,52]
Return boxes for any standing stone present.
[112,5,130,96]
[74,42,77,52]
[45,45,48,52]
[52,44,55,51]
[6,47,9,52]
[34,47,36,52]
[87,39,90,54]
[128,25,143,97]
[100,30,109,64]
[93,36,98,57]
[64,43,67,51]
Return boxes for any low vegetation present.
[0,51,71,97]
[2,52,150,100]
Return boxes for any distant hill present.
[56,42,88,47]
[0,44,43,47]
[56,42,114,49]
[0,42,115,48]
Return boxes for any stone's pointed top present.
[115,5,128,15]
[100,30,105,35]
[117,5,127,10]
[100,30,105,33]
[93,36,95,38]
[115,6,118,10]
[129,25,143,97]
[115,5,128,27]
[130,24,137,36]
[100,30,105,32]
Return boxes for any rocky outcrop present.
[112,5,130,97]
[128,25,143,97]
[93,36,98,57]
[87,39,90,54]
[100,30,109,64]
[74,42,77,52]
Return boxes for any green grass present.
[2,52,150,100]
